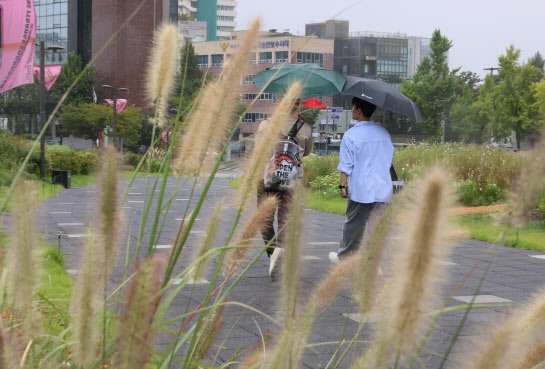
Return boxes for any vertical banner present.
[33,65,62,90]
[0,0,37,93]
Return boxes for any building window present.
[242,93,274,101]
[275,51,289,63]
[212,54,224,67]
[248,53,257,64]
[296,52,323,67]
[243,113,269,122]
[198,55,209,67]
[217,16,234,21]
[259,52,273,64]
[242,75,255,85]
[218,5,235,11]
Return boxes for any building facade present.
[178,0,236,41]
[35,0,70,65]
[193,31,334,136]
[305,20,349,39]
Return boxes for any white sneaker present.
[269,248,284,279]
[329,252,340,264]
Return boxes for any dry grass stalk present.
[191,304,225,368]
[113,255,165,369]
[98,146,123,280]
[8,179,41,338]
[224,196,278,276]
[146,23,178,128]
[314,253,360,309]
[192,199,224,280]
[236,82,303,208]
[170,213,191,262]
[280,184,305,324]
[0,318,19,369]
[354,203,397,314]
[70,223,102,368]
[175,19,261,176]
[376,168,457,360]
[507,130,545,226]
[465,322,515,369]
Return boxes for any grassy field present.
[229,177,545,252]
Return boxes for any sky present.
[236,0,544,79]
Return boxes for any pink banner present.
[0,0,37,93]
[161,131,173,143]
[104,99,128,113]
[33,65,62,91]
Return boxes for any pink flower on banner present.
[104,99,128,113]
[33,65,63,91]
[161,131,173,143]
[0,0,37,93]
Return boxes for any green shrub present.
[457,180,505,206]
[48,147,99,175]
[537,194,545,226]
[123,152,143,168]
[0,130,42,175]
[309,172,341,199]
[303,153,340,184]
[152,161,162,173]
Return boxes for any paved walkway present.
[36,168,545,369]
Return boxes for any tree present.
[171,40,214,122]
[50,52,96,106]
[489,46,541,150]
[0,83,40,134]
[300,108,321,129]
[400,30,458,140]
[60,103,142,142]
[529,51,545,72]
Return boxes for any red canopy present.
[302,97,327,109]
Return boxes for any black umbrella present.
[341,76,424,122]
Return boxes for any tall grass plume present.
[192,199,224,280]
[190,304,225,368]
[98,146,123,280]
[375,168,458,362]
[146,23,178,128]
[70,224,102,367]
[236,82,303,208]
[224,195,278,276]
[8,179,41,337]
[113,255,165,369]
[175,19,261,176]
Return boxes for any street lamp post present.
[102,85,128,149]
[39,41,64,180]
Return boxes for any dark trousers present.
[338,200,383,258]
[257,181,292,257]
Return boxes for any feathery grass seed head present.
[70,223,102,368]
[146,23,178,128]
[114,255,165,369]
[224,196,278,275]
[192,199,224,280]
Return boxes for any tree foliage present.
[171,40,214,122]
[489,46,541,150]
[400,30,458,140]
[50,51,96,106]
[60,103,142,142]
[529,51,545,72]
[300,108,321,128]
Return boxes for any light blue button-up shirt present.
[337,120,394,204]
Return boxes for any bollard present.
[57,231,62,253]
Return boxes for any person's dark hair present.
[352,97,377,118]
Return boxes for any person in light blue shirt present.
[329,97,394,263]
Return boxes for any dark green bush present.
[48,147,99,175]
[123,152,143,168]
[457,180,505,206]
[152,161,162,173]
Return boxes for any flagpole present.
[39,41,46,180]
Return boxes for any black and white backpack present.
[263,119,304,191]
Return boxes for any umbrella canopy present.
[254,63,346,100]
[302,97,327,109]
[341,76,424,122]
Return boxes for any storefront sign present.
[229,39,290,50]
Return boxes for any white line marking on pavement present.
[175,198,190,201]
[58,223,84,226]
[128,201,144,203]
[453,295,513,304]
[172,278,209,285]
[50,212,71,214]
[129,193,143,195]
[190,231,205,234]
[122,206,132,209]
[438,261,459,266]
[387,236,402,240]
[156,245,172,249]
[529,255,545,260]
[343,313,378,323]
[308,242,340,246]
[67,234,88,238]
[304,255,322,260]
[176,218,200,221]
[58,203,75,205]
